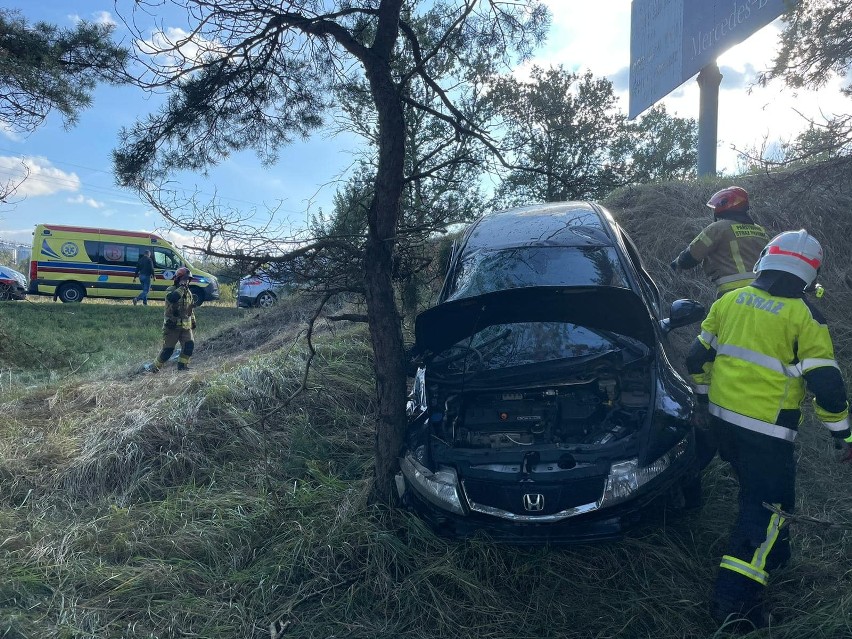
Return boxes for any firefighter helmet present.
[706,186,749,216]
[173,266,192,283]
[753,230,822,286]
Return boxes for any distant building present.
[0,240,31,264]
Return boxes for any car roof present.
[459,201,617,252]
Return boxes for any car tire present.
[256,291,276,308]
[189,286,204,307]
[57,283,85,303]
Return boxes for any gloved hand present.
[191,317,197,330]
[669,259,678,271]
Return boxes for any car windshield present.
[428,321,648,379]
[445,246,629,301]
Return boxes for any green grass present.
[0,299,243,389]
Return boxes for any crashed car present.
[397,201,705,542]
[0,265,27,301]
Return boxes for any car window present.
[445,246,629,301]
[430,322,642,374]
[153,248,182,270]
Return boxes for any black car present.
[397,202,705,542]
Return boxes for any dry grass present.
[3,162,852,638]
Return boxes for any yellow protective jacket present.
[163,285,196,330]
[677,218,769,294]
[686,284,849,442]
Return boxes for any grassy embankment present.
[2,162,852,638]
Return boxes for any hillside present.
[2,162,852,638]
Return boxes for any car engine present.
[430,366,651,449]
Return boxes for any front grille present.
[462,476,606,516]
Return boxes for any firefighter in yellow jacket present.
[151,266,197,372]
[671,186,769,296]
[685,230,850,629]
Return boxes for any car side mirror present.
[659,299,705,334]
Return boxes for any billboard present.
[629,0,797,119]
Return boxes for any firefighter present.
[685,230,851,630]
[150,266,197,372]
[671,186,769,297]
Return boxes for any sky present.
[1,0,849,250]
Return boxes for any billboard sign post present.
[629,0,797,175]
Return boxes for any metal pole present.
[697,62,722,177]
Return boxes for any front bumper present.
[397,437,694,543]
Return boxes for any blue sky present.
[1,1,847,249]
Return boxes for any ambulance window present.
[126,245,142,263]
[84,241,100,262]
[153,248,182,270]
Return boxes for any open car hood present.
[413,286,657,356]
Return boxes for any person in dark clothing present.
[133,250,155,306]
[685,230,850,631]
[671,186,769,298]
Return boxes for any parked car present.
[0,265,27,301]
[397,201,706,542]
[236,271,293,308]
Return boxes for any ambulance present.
[28,224,220,304]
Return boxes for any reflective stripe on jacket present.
[163,285,195,330]
[686,285,849,441]
[687,220,769,293]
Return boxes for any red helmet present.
[706,186,749,217]
[173,266,192,283]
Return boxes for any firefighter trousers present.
[710,417,794,621]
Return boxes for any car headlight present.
[195,276,208,283]
[598,438,688,509]
[399,455,466,516]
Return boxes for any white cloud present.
[92,11,116,27]
[67,194,105,209]
[0,156,80,198]
[68,12,117,27]
[137,27,225,73]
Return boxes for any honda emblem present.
[523,493,545,512]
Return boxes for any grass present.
[3,165,852,638]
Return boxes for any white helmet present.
[753,230,822,286]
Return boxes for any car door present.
[150,247,184,299]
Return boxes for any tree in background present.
[487,66,696,207]
[0,9,128,204]
[619,104,698,183]
[759,0,852,163]
[0,9,127,134]
[114,0,548,501]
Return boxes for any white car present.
[236,271,292,308]
[0,265,27,301]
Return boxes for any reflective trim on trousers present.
[720,555,769,586]
[709,404,798,442]
[694,385,709,395]
[824,416,850,432]
[715,343,801,377]
[800,357,840,373]
[752,509,786,573]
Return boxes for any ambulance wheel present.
[57,283,85,303]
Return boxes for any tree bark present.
[362,0,408,502]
